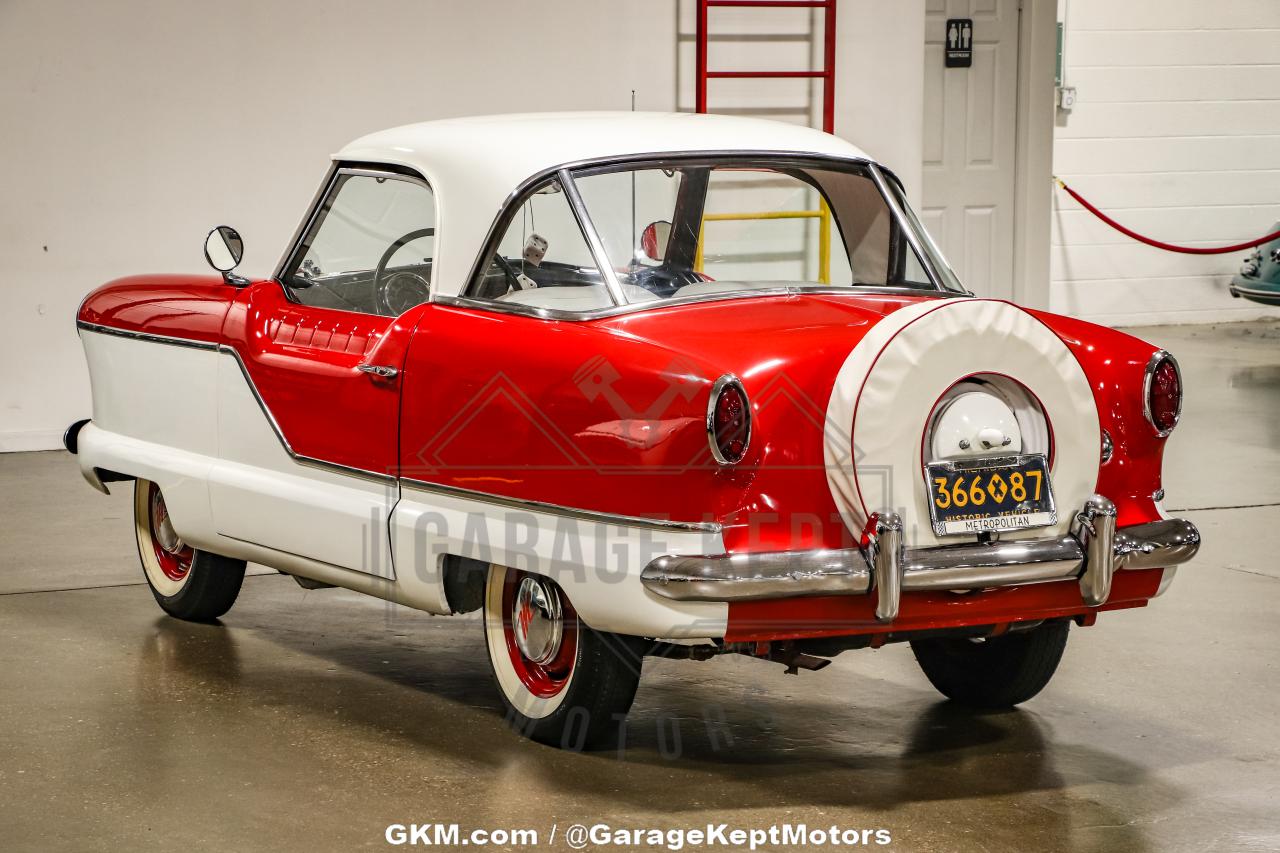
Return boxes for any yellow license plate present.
[924,454,1057,536]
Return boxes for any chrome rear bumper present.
[640,495,1200,621]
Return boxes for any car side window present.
[283,171,437,317]
[466,179,613,311]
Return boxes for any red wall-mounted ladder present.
[695,0,838,134]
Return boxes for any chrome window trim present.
[399,477,722,534]
[1142,350,1183,438]
[273,162,339,282]
[558,167,626,306]
[434,284,952,323]
[706,373,752,466]
[458,150,967,321]
[868,163,957,295]
[76,321,396,484]
[273,164,439,318]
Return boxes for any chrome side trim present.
[215,343,397,484]
[641,495,1200,608]
[1142,350,1182,438]
[76,322,396,485]
[706,373,752,466]
[76,320,219,351]
[399,477,722,534]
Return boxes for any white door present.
[922,0,1020,299]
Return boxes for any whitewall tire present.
[482,564,644,748]
[134,479,247,621]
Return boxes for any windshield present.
[569,158,965,303]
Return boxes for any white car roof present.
[335,112,876,298]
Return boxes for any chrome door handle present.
[358,364,399,379]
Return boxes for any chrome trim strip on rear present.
[399,477,722,534]
[76,320,220,351]
[640,495,1200,607]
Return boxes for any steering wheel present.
[490,253,527,292]
[374,227,435,315]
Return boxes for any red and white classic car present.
[70,112,1199,748]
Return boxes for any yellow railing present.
[694,198,832,283]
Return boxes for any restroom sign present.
[946,18,973,68]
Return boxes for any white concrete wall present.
[0,0,923,452]
[1051,0,1280,326]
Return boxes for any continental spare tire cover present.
[824,299,1100,549]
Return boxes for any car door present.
[209,166,437,576]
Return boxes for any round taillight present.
[708,375,751,465]
[1144,351,1182,437]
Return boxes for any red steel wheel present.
[147,481,194,583]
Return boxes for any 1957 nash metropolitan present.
[69,112,1200,747]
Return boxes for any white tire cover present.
[824,299,1100,549]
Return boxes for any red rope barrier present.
[1054,177,1280,256]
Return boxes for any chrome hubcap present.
[512,576,563,664]
[151,492,185,555]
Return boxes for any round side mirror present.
[638,220,672,265]
[204,225,244,274]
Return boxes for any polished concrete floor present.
[2,321,1278,852]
